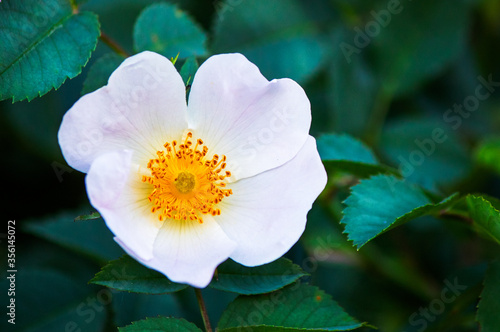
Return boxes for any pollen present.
[142,131,233,223]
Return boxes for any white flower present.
[58,51,327,288]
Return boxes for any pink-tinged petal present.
[216,136,327,266]
[86,150,162,260]
[140,219,236,288]
[59,51,187,173]
[187,53,311,180]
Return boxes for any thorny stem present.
[100,32,130,57]
[194,288,212,332]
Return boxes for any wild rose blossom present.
[58,51,327,287]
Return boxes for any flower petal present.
[59,51,187,173]
[86,150,162,260]
[216,136,327,266]
[187,53,311,180]
[143,219,237,288]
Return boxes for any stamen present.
[142,132,232,223]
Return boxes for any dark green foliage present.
[341,175,460,248]
[0,0,100,102]
[318,133,399,177]
[119,317,202,331]
[217,282,367,331]
[477,261,500,332]
[212,0,329,83]
[90,255,188,294]
[133,3,207,59]
[82,53,125,94]
[209,258,307,295]
[3,0,500,331]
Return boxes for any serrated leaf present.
[112,292,185,328]
[90,255,188,294]
[133,3,207,59]
[209,258,307,295]
[0,0,100,102]
[467,195,500,244]
[341,175,460,248]
[23,209,123,263]
[82,52,125,94]
[476,261,500,332]
[212,0,329,83]
[119,317,202,332]
[318,133,399,177]
[180,56,198,86]
[217,282,367,331]
[74,211,101,221]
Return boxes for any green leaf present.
[23,208,123,263]
[212,0,329,83]
[301,203,354,256]
[318,133,377,164]
[82,52,125,94]
[90,255,188,294]
[329,28,378,135]
[476,261,500,332]
[0,0,100,102]
[180,56,199,86]
[318,133,398,177]
[341,175,460,248]
[119,317,202,332]
[467,195,500,244]
[379,117,471,191]
[217,282,367,331]
[369,0,470,96]
[111,292,185,328]
[74,211,101,221]
[209,258,307,295]
[133,3,207,59]
[474,137,500,175]
[0,268,106,332]
[3,93,67,159]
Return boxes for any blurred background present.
[2,0,500,331]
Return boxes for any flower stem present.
[100,32,130,58]
[194,288,212,332]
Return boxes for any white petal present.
[142,219,237,288]
[59,51,187,173]
[187,53,311,180]
[86,150,162,260]
[216,136,327,266]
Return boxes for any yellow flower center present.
[175,171,196,194]
[142,132,233,223]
